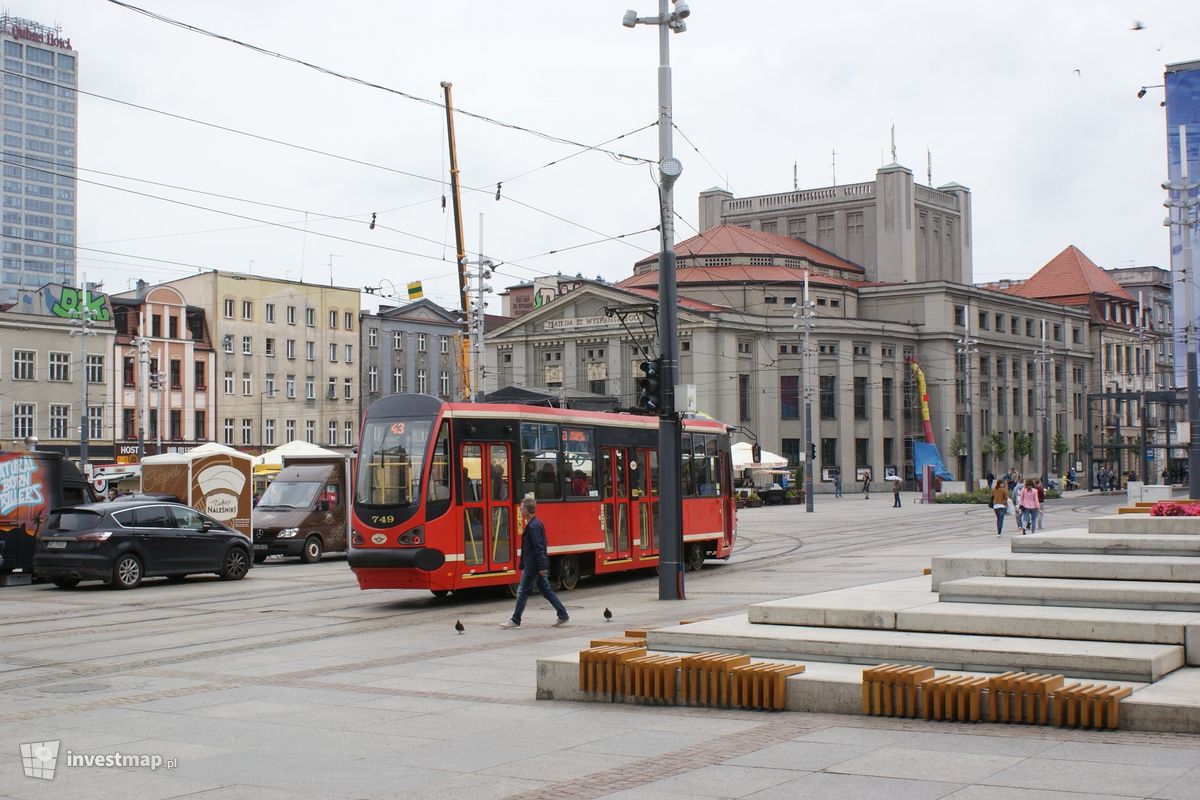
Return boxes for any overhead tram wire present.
[3,68,655,250]
[105,0,656,165]
[672,122,730,190]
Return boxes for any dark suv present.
[33,500,253,589]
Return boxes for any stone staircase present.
[536,514,1200,731]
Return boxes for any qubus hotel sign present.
[10,24,72,50]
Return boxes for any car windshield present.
[46,510,102,532]
[355,417,433,507]
[258,480,321,510]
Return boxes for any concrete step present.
[646,614,1182,682]
[1004,553,1200,582]
[940,575,1200,612]
[1012,533,1200,557]
[1090,515,1200,535]
[752,591,1200,647]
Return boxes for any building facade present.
[699,162,972,285]
[0,283,114,459]
[144,272,361,454]
[485,223,1135,491]
[0,14,77,303]
[110,282,215,461]
[359,300,465,410]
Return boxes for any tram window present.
[704,436,722,496]
[649,450,659,497]
[681,434,696,496]
[426,423,451,502]
[600,448,613,500]
[692,436,711,495]
[521,422,560,500]
[355,417,433,506]
[461,444,483,502]
[562,427,595,497]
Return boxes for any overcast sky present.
[25,0,1200,310]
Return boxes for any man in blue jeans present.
[501,496,569,628]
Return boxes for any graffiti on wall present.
[0,455,46,518]
[43,285,111,322]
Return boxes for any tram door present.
[461,443,514,573]
[599,447,632,561]
[632,447,658,560]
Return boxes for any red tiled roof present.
[634,224,865,274]
[619,265,868,291]
[620,286,728,312]
[1013,245,1134,302]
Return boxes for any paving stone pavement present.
[4,491,1200,799]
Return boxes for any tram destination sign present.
[543,313,641,332]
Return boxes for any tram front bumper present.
[348,546,445,572]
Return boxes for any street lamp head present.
[1138,87,1148,99]
[622,9,638,27]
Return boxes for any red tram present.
[349,394,736,595]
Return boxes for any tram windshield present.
[355,418,434,507]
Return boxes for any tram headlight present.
[278,528,300,538]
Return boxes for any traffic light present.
[636,358,662,411]
[752,443,762,464]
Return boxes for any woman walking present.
[1017,478,1042,535]
[861,470,871,500]
[991,480,1008,536]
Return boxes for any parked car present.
[33,499,253,589]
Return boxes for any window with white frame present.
[13,403,34,437]
[305,307,315,327]
[327,378,336,399]
[329,342,337,362]
[224,371,234,394]
[286,375,295,399]
[439,370,449,396]
[285,419,295,441]
[224,418,234,444]
[286,339,296,359]
[265,303,275,323]
[417,333,427,352]
[12,350,33,380]
[88,405,102,439]
[242,419,252,445]
[305,377,315,400]
[241,300,253,320]
[223,334,233,353]
[223,298,234,318]
[306,341,315,361]
[417,369,427,394]
[393,368,404,393]
[265,373,276,396]
[305,420,315,443]
[439,335,449,353]
[344,420,353,446]
[265,338,275,357]
[242,336,252,355]
[286,305,296,325]
[368,328,377,348]
[86,354,104,383]
[344,344,353,364]
[393,331,403,350]
[344,312,353,331]
[328,421,337,445]
[242,373,251,396]
[344,377,352,400]
[368,366,378,393]
[48,403,69,438]
[329,310,338,329]
[264,419,275,446]
[48,351,69,381]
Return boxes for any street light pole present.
[625,0,689,600]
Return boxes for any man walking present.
[833,471,843,498]
[501,497,569,629]
[892,478,902,508]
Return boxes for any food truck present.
[0,447,95,580]
[140,443,253,538]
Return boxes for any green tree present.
[1012,432,1035,467]
[948,431,966,456]
[984,431,1008,462]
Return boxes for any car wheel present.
[112,554,143,589]
[253,552,268,564]
[51,577,79,589]
[556,555,580,591]
[220,548,250,581]
[300,536,323,564]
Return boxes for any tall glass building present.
[0,13,77,303]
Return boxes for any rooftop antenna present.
[927,149,932,186]
[327,254,342,287]
[831,148,837,186]
[890,124,897,164]
[793,161,797,191]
